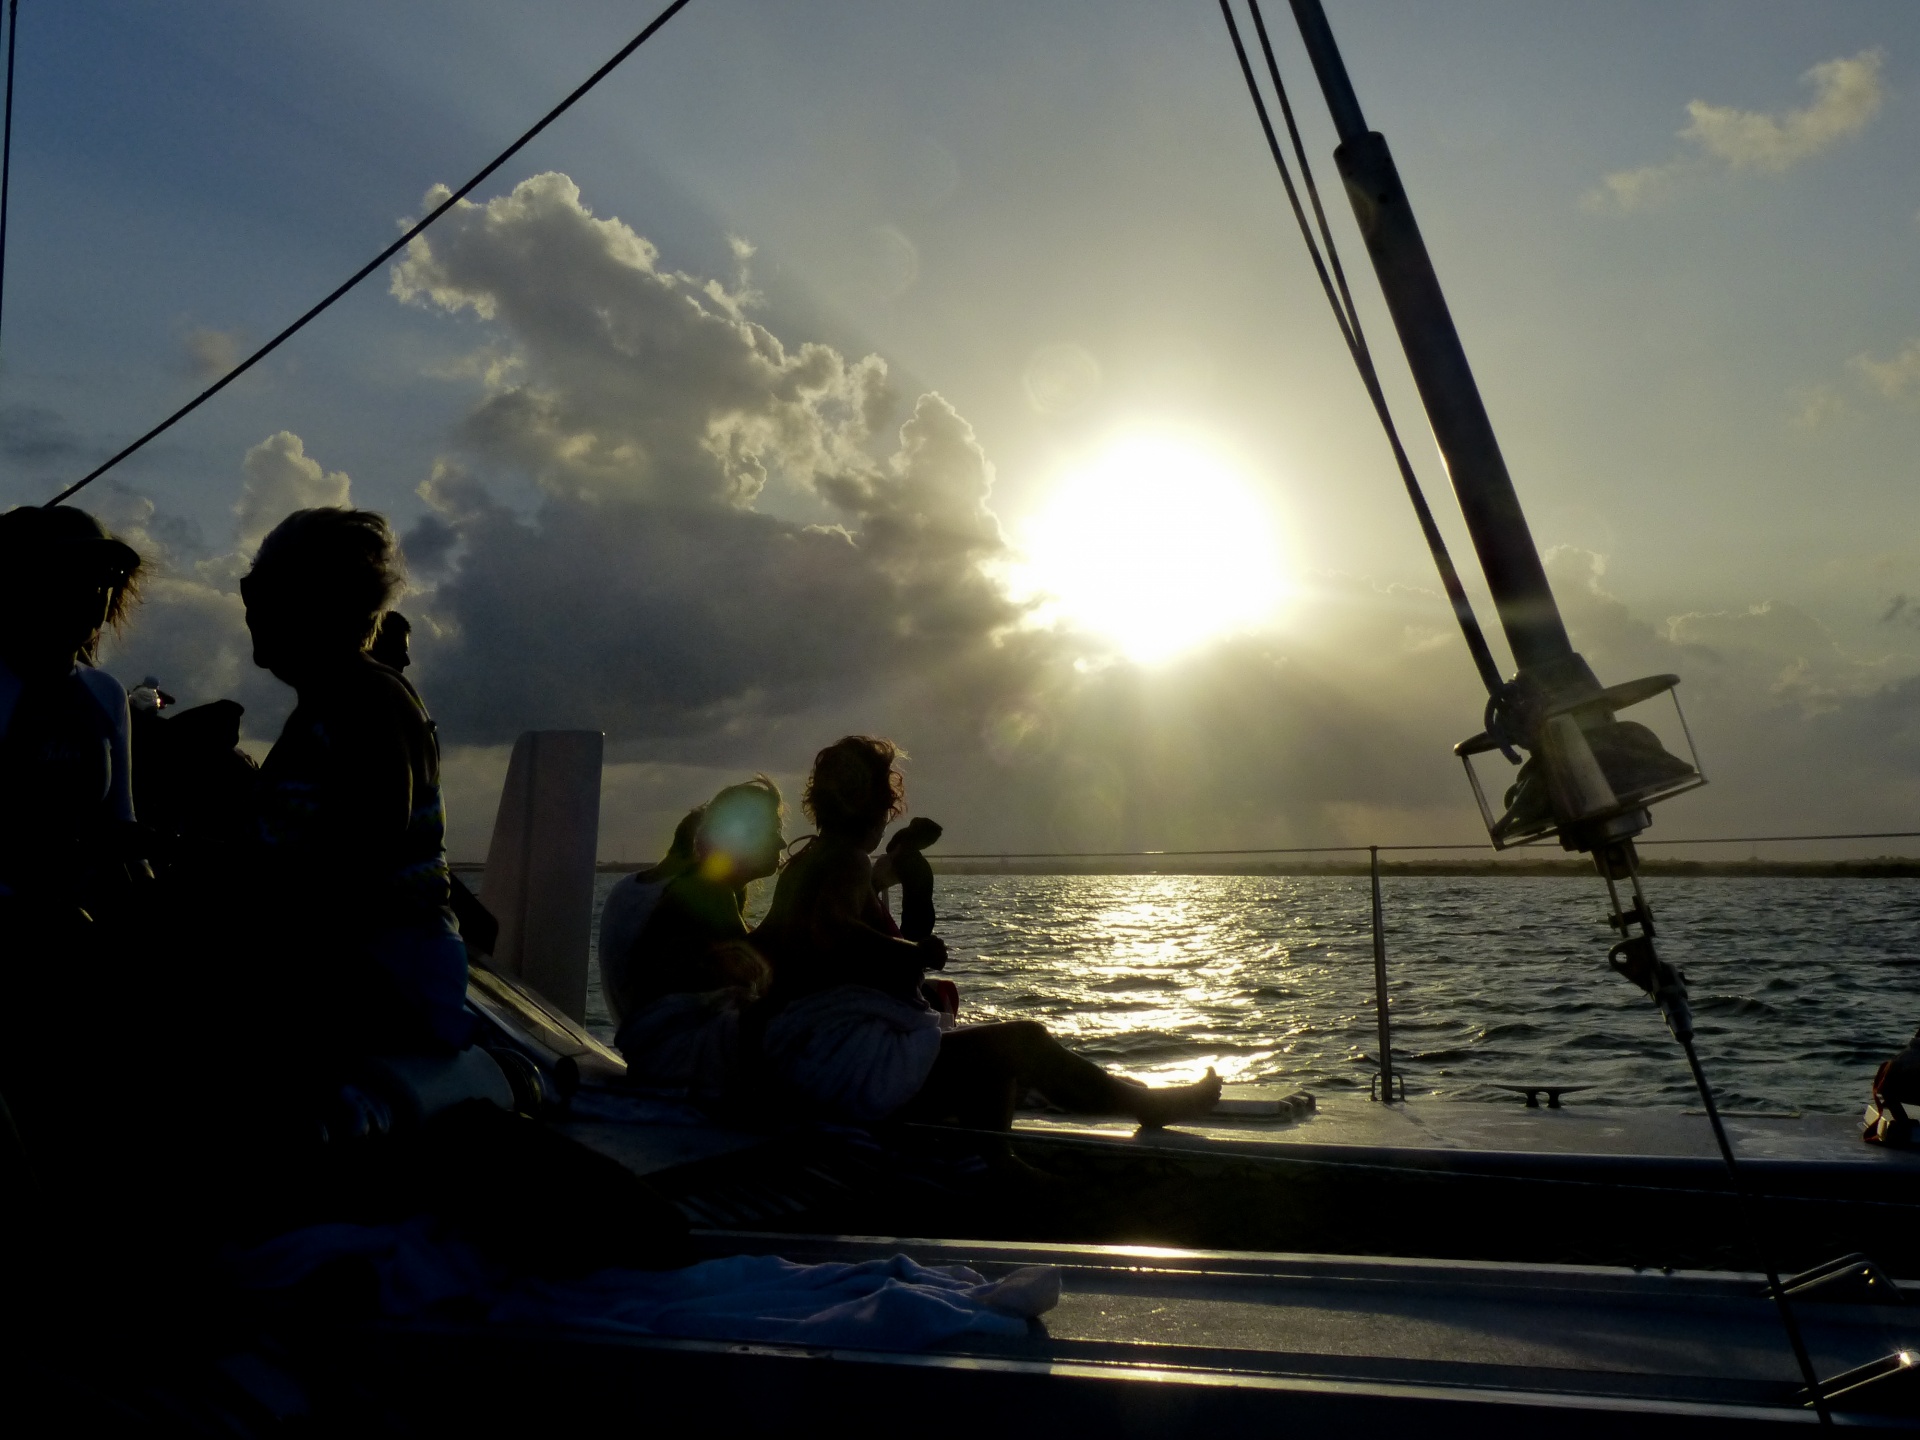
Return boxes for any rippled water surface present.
[581,873,1920,1112]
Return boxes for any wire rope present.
[1219,0,1503,697]
[0,0,20,369]
[45,0,695,507]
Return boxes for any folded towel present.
[232,1217,1059,1350]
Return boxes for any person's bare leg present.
[913,1022,1221,1130]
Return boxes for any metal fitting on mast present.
[1286,0,1701,855]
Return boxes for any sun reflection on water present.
[576,871,1918,1110]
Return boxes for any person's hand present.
[917,934,948,971]
[712,940,772,999]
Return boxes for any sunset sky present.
[9,0,1920,858]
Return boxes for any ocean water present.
[580,873,1920,1113]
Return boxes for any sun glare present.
[1018,436,1287,663]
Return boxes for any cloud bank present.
[84,170,1920,860]
[385,173,1017,746]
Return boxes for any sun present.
[1016,436,1287,663]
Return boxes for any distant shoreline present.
[933,858,1920,878]
[450,857,1920,878]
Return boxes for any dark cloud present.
[0,401,79,465]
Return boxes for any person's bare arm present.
[809,846,936,996]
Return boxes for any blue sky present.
[11,1,1920,854]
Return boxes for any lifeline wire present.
[1219,0,1504,699]
[0,0,19,367]
[935,828,1920,860]
[46,0,695,507]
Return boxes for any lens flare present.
[1016,436,1287,663]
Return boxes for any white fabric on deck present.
[762,983,943,1125]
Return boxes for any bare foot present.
[1130,1068,1223,1129]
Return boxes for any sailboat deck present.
[368,1235,1920,1430]
[1017,1093,1920,1169]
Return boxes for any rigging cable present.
[1218,0,1503,699]
[45,0,695,507]
[1603,849,1831,1422]
[0,0,19,367]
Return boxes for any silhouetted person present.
[128,687,259,875]
[600,804,705,1026]
[755,736,1222,1129]
[361,607,497,955]
[242,508,468,1057]
[615,781,783,1096]
[368,609,411,672]
[881,815,943,941]
[0,505,145,918]
[0,504,148,1185]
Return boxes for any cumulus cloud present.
[390,174,890,510]
[233,431,351,551]
[375,174,1011,752]
[1584,50,1883,212]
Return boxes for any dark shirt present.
[626,875,751,1011]
[0,666,123,907]
[252,656,466,1053]
[254,657,451,935]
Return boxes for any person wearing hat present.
[0,503,145,915]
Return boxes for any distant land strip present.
[468,856,1920,878]
[918,857,1920,879]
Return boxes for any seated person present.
[615,779,783,1097]
[875,815,942,942]
[754,736,1222,1130]
[241,507,469,1057]
[0,504,145,918]
[755,738,943,1008]
[599,804,704,1027]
